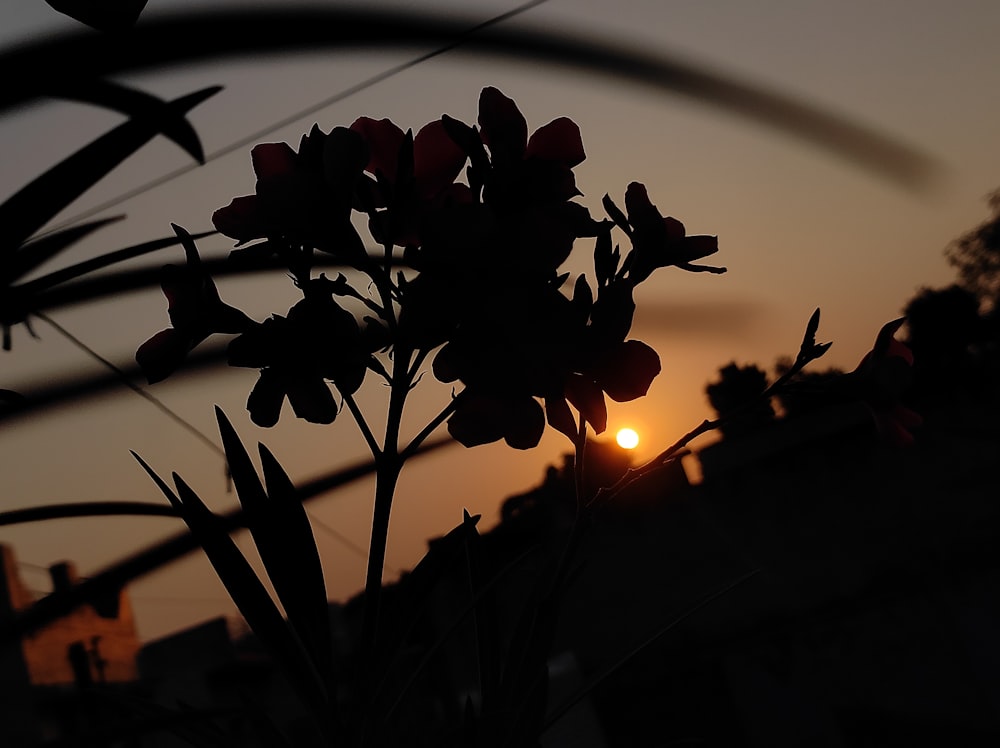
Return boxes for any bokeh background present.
[2,0,999,642]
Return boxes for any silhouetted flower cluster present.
[138,87,723,444]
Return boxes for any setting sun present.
[616,428,640,449]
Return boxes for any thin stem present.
[360,454,402,659]
[589,417,717,507]
[360,343,413,661]
[406,347,429,383]
[588,335,818,508]
[400,397,458,460]
[341,390,381,458]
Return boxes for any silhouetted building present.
[0,543,141,745]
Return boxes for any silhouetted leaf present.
[215,408,337,706]
[0,9,941,189]
[130,450,329,724]
[46,78,214,162]
[601,194,630,236]
[259,442,336,692]
[0,86,219,251]
[593,223,616,287]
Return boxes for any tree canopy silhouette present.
[947,188,1000,311]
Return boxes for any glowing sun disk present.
[616,428,639,449]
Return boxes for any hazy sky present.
[2,0,999,641]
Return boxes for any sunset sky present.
[2,0,999,642]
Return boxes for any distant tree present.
[772,356,845,418]
[705,362,775,438]
[946,188,1000,311]
[904,284,989,397]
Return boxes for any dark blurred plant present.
[0,5,936,746]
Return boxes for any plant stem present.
[400,397,458,460]
[360,453,402,660]
[360,343,412,660]
[342,390,381,458]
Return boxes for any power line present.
[32,314,394,570]
[34,311,227,460]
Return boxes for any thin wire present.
[40,0,551,238]
[34,312,390,569]
[34,311,226,459]
[306,509,394,569]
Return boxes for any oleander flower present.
[434,276,660,448]
[350,116,471,247]
[136,228,252,384]
[227,279,374,427]
[212,125,369,259]
[477,86,585,208]
[604,183,724,282]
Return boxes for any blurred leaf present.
[0,389,24,404]
[13,229,217,298]
[0,500,176,527]
[0,8,941,190]
[45,78,214,162]
[0,86,219,252]
[0,215,123,286]
[45,0,149,33]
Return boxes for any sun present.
[615,427,640,450]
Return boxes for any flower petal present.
[545,395,577,439]
[526,117,585,167]
[565,373,607,434]
[478,87,527,162]
[350,116,404,183]
[286,376,338,425]
[594,340,661,402]
[247,369,286,428]
[212,195,270,243]
[448,392,507,447]
[414,120,467,199]
[504,397,545,450]
[250,142,297,182]
[136,328,191,384]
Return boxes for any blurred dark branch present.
[0,341,231,425]
[0,6,942,190]
[0,501,177,526]
[14,253,404,318]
